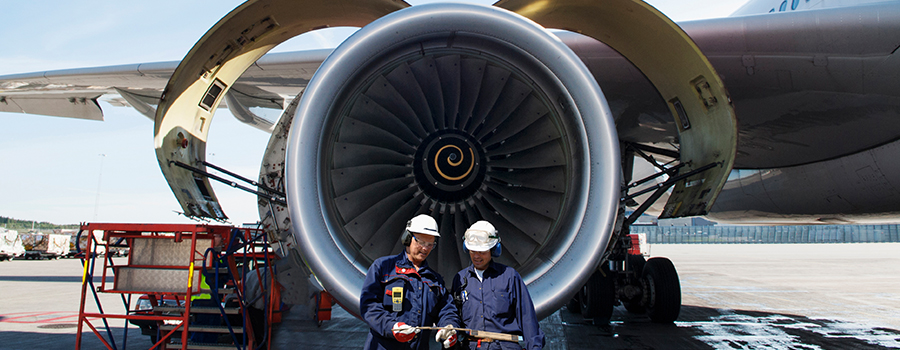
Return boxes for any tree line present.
[0,216,79,231]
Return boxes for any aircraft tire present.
[642,257,681,323]
[623,254,646,313]
[580,267,615,323]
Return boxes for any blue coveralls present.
[451,261,545,350]
[360,252,460,350]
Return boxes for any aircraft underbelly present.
[709,138,900,224]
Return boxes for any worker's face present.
[469,249,491,270]
[407,233,436,266]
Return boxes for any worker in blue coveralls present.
[360,214,461,350]
[451,221,545,350]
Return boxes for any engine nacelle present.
[285,3,620,319]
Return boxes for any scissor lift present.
[75,223,279,350]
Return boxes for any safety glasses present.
[412,234,438,249]
[464,229,499,246]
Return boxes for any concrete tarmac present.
[1,243,898,349]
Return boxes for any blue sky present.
[0,0,750,225]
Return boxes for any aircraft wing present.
[0,49,331,127]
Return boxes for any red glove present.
[435,324,457,348]
[392,322,419,342]
[444,332,458,348]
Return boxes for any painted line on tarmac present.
[0,311,82,324]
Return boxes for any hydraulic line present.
[169,160,286,206]
[623,161,721,226]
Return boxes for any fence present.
[630,224,900,244]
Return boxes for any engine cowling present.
[284,3,621,319]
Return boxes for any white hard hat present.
[407,214,440,237]
[464,221,499,252]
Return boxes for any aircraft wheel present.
[580,266,615,323]
[642,257,681,323]
[623,254,646,313]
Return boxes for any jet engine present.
[285,4,620,319]
[154,0,736,322]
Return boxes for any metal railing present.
[630,224,900,244]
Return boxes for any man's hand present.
[392,322,420,342]
[434,324,458,348]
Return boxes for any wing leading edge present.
[0,49,330,127]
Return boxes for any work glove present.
[392,322,420,342]
[434,324,458,348]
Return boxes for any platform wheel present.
[642,257,681,323]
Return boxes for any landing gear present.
[569,233,682,324]
[566,141,720,324]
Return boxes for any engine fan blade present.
[386,62,435,133]
[481,192,552,244]
[408,57,445,131]
[338,117,417,155]
[482,96,549,148]
[456,58,486,130]
[432,206,463,276]
[453,203,474,263]
[334,177,414,223]
[466,65,511,134]
[365,75,428,138]
[489,140,565,169]
[485,115,560,156]
[485,183,561,220]
[360,191,427,260]
[348,94,420,145]
[331,164,412,197]
[346,186,420,253]
[475,78,531,141]
[332,142,412,169]
[488,167,566,193]
[470,199,538,265]
[434,55,461,130]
